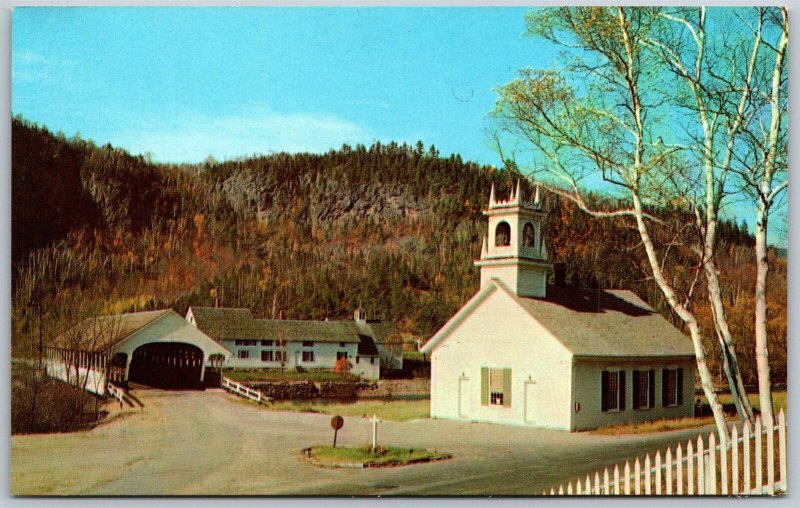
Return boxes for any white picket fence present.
[546,409,787,496]
[222,376,268,404]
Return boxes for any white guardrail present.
[222,376,267,404]
[107,382,126,407]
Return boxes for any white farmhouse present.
[185,307,400,380]
[421,183,696,431]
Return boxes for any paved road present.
[11,389,714,495]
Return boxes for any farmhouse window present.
[302,341,314,347]
[480,367,512,408]
[235,339,257,346]
[336,351,348,360]
[371,357,375,365]
[238,350,249,359]
[261,350,273,362]
[662,367,684,407]
[275,351,286,363]
[302,351,315,363]
[356,357,360,364]
[261,340,273,346]
[339,342,346,347]
[633,369,656,410]
[601,370,625,412]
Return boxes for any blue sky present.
[12,7,555,165]
[11,7,788,244]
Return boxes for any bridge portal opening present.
[128,343,204,389]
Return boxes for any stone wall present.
[318,382,367,399]
[248,381,318,399]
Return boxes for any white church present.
[421,182,696,431]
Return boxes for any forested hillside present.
[11,117,786,384]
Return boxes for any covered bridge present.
[44,310,231,394]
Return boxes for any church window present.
[523,222,536,248]
[661,367,684,407]
[633,369,655,410]
[480,367,512,408]
[495,221,511,246]
[302,351,315,363]
[601,370,625,412]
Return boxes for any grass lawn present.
[268,397,430,422]
[592,390,786,436]
[223,369,361,383]
[305,445,449,468]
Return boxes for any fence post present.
[634,458,641,495]
[624,461,631,495]
[603,468,610,496]
[567,481,573,495]
[744,420,751,494]
[558,485,564,495]
[708,432,717,495]
[585,475,591,495]
[594,472,601,495]
[655,451,662,495]
[687,440,694,495]
[697,436,705,495]
[755,416,763,494]
[731,424,739,495]
[614,464,620,495]
[576,478,582,495]
[720,428,728,495]
[778,410,786,492]
[767,415,775,495]
[666,447,673,495]
[644,454,651,495]
[677,443,683,495]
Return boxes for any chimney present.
[553,262,567,288]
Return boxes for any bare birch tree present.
[726,7,788,428]
[492,6,731,436]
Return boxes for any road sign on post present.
[369,414,381,451]
[330,415,344,448]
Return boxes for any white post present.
[708,432,717,494]
[666,448,673,495]
[687,440,694,495]
[370,414,381,451]
[676,444,683,495]
[744,420,752,494]
[767,415,775,495]
[755,416,763,494]
[655,451,662,495]
[778,410,786,492]
[732,424,739,495]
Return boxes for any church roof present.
[50,310,172,351]
[422,280,695,358]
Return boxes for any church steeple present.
[475,180,552,298]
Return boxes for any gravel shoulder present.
[11,389,714,495]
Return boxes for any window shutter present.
[502,368,512,408]
[677,367,684,405]
[480,367,489,406]
[601,371,609,412]
[648,369,656,408]
[632,370,641,409]
[619,371,626,410]
[662,368,669,407]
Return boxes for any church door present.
[458,377,470,418]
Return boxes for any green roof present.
[187,307,398,347]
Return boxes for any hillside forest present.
[12,117,787,387]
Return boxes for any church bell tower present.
[475,180,551,298]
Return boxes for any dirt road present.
[12,389,713,495]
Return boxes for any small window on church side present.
[495,221,511,246]
[523,222,536,248]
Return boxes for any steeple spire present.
[514,180,522,205]
[489,182,496,206]
[481,235,488,258]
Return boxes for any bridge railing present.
[222,376,268,404]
